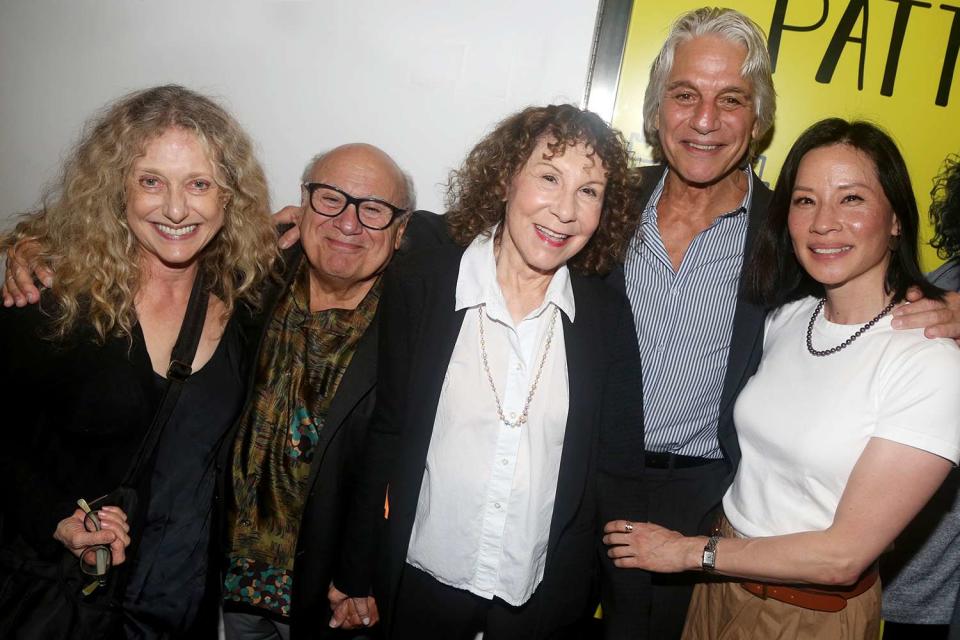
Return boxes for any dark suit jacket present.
[216,211,449,638]
[337,242,643,638]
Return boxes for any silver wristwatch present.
[702,535,720,572]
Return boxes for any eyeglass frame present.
[80,504,113,589]
[302,182,408,230]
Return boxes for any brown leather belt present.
[739,570,878,612]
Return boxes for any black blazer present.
[337,242,643,638]
[216,211,449,638]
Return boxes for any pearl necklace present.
[478,306,558,428]
[806,298,897,357]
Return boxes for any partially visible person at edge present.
[597,8,960,639]
[930,155,960,290]
[603,118,960,639]
[331,104,643,639]
[881,153,960,640]
[0,84,277,639]
[219,143,446,640]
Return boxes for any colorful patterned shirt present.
[223,259,381,617]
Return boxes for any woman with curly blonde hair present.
[0,84,276,639]
[335,104,644,638]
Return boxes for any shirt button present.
[494,502,502,510]
[501,458,509,466]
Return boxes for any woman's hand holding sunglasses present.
[53,504,131,566]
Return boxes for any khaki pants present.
[682,520,881,640]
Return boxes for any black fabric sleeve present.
[0,303,155,559]
[334,261,414,596]
[0,305,78,556]
[595,293,650,630]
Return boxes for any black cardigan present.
[0,302,158,559]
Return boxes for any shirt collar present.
[643,166,753,225]
[455,225,576,323]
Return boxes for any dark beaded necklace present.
[806,298,898,357]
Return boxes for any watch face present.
[703,550,716,570]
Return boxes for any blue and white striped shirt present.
[624,168,753,459]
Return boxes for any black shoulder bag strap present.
[121,267,210,487]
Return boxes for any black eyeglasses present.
[302,182,407,230]
[77,497,113,596]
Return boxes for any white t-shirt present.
[724,296,960,539]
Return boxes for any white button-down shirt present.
[405,229,572,606]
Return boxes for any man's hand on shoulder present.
[892,287,960,343]
[3,238,50,307]
[273,205,302,250]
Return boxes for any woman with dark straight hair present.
[603,119,960,639]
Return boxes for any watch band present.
[702,535,720,572]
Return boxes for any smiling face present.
[498,138,607,278]
[657,35,758,187]
[125,127,225,271]
[299,144,409,294]
[787,143,900,301]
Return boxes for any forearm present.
[608,441,954,585]
[706,528,875,586]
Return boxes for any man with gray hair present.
[218,143,444,639]
[598,10,775,638]
[599,7,960,639]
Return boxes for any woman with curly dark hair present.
[334,104,643,638]
[929,155,960,291]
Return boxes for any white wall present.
[0,0,601,229]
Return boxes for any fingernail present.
[42,276,53,287]
[329,619,339,628]
[27,292,37,303]
[362,617,370,626]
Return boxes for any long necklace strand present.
[806,298,897,357]
[478,305,558,428]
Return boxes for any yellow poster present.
[613,0,960,270]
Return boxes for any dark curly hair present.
[931,154,960,260]
[444,104,636,275]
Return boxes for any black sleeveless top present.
[123,319,245,637]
